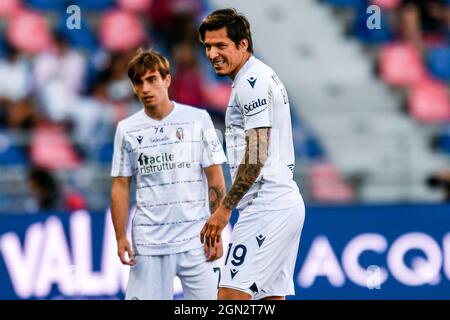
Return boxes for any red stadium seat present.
[409,79,450,123]
[379,42,426,87]
[370,0,402,10]
[0,0,21,17]
[30,124,81,170]
[99,9,145,52]
[202,82,231,112]
[117,0,153,12]
[6,9,53,54]
[309,162,354,202]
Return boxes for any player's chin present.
[213,69,228,77]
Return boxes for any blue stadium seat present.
[438,126,450,154]
[26,0,68,11]
[427,46,450,82]
[57,18,99,51]
[0,39,6,57]
[76,0,115,11]
[0,133,28,165]
[327,0,366,8]
[97,143,114,163]
[353,8,393,43]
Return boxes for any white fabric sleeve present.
[237,73,273,131]
[111,123,132,177]
[200,111,227,168]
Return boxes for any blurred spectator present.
[170,41,206,107]
[7,97,39,130]
[427,170,450,202]
[147,0,202,50]
[26,166,63,212]
[397,0,448,50]
[0,43,31,103]
[67,76,115,157]
[33,32,86,122]
[26,166,86,213]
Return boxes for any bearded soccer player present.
[199,8,306,300]
[110,49,227,299]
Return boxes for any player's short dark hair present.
[199,8,254,54]
[127,48,170,84]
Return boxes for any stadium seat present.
[26,0,67,11]
[305,135,326,160]
[379,42,426,87]
[75,0,114,11]
[326,0,366,8]
[309,162,354,202]
[0,39,6,57]
[438,125,450,154]
[427,46,450,82]
[97,142,114,164]
[202,82,231,112]
[353,7,393,43]
[408,80,450,123]
[57,18,98,51]
[369,0,401,10]
[117,0,152,12]
[0,132,28,165]
[30,124,81,170]
[99,9,145,52]
[6,10,53,54]
[0,0,22,17]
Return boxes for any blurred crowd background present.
[0,0,449,214]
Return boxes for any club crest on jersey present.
[243,98,268,116]
[247,76,257,88]
[176,127,184,141]
[136,135,144,144]
[210,139,222,152]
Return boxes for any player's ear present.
[131,81,137,95]
[164,74,171,88]
[238,39,249,52]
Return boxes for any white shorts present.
[220,199,305,300]
[125,247,221,300]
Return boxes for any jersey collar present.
[143,101,177,124]
[232,55,256,88]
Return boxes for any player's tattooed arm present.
[203,165,226,213]
[222,127,270,210]
[209,186,224,213]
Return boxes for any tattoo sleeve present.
[209,185,224,213]
[223,127,270,210]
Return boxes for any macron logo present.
[247,77,257,88]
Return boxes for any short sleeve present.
[201,111,227,168]
[237,73,273,131]
[111,123,132,177]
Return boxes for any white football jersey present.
[111,102,226,255]
[225,56,301,212]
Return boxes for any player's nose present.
[142,81,152,93]
[208,47,219,60]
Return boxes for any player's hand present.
[117,238,136,266]
[204,237,223,261]
[200,205,231,248]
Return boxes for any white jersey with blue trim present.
[225,56,302,212]
[111,102,227,255]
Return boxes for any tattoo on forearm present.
[209,186,224,213]
[223,128,270,210]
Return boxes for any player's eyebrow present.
[142,75,157,81]
[204,41,228,47]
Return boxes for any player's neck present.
[229,52,252,80]
[144,99,174,121]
